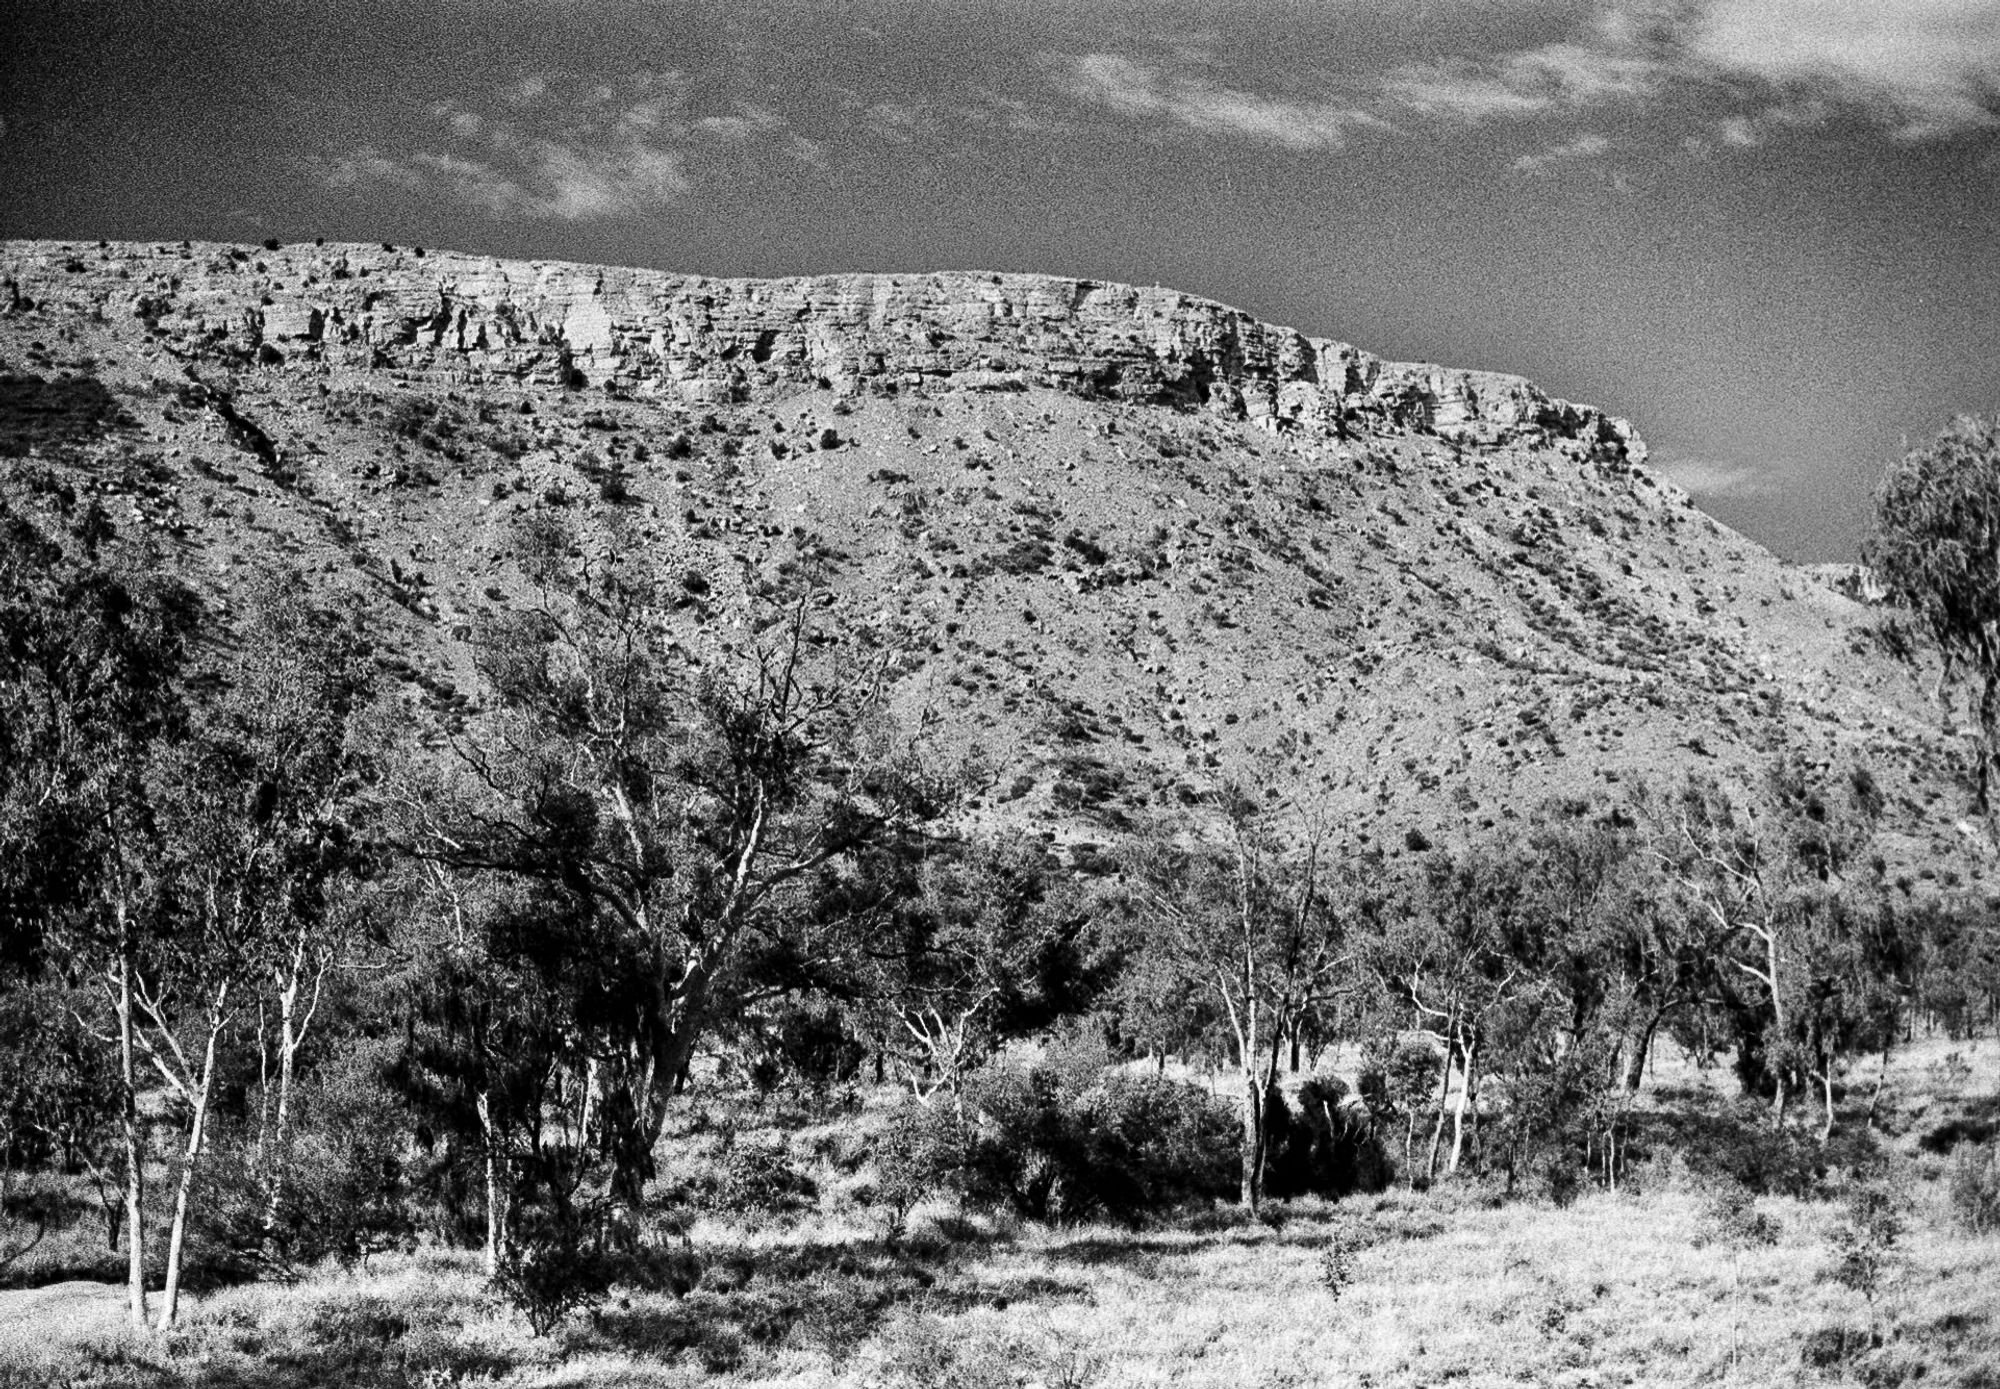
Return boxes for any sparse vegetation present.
[1,244,1998,1385]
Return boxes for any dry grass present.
[1,1036,1995,1388]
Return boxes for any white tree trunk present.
[477,1088,506,1277]
[157,989,227,1331]
[117,905,149,1331]
[1448,1040,1477,1174]
[260,976,300,1233]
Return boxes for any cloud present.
[1688,0,2000,139]
[1043,3,2000,157]
[312,71,807,220]
[861,101,932,144]
[1654,455,1776,497]
[1384,25,1666,124]
[1511,131,1612,173]
[1057,53,1384,150]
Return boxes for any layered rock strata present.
[4,240,1645,463]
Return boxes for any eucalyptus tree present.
[1867,414,2000,833]
[0,499,199,1330]
[1639,763,1891,1134]
[420,517,953,1211]
[863,833,1090,1101]
[1120,789,1360,1210]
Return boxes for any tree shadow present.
[1918,1093,2000,1155]
[0,371,132,456]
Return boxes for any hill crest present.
[0,238,1978,884]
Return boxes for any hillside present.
[0,237,1977,879]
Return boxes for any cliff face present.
[4,241,1644,461]
[0,237,1974,879]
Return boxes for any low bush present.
[873,1099,975,1239]
[194,1049,415,1282]
[1652,1095,1829,1197]
[1948,1140,2000,1234]
[492,1203,623,1336]
[1263,1076,1390,1200]
[666,1135,818,1218]
[936,1043,1237,1226]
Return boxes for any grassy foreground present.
[2,1038,1996,1389]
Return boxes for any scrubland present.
[4,1035,1995,1389]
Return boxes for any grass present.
[2,1036,1997,1388]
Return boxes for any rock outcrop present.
[5,240,1645,464]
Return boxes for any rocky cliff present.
[0,238,1977,880]
[5,240,1644,459]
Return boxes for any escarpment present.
[0,238,1979,881]
[6,241,1644,461]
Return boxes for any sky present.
[4,0,1998,561]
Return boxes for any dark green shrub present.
[873,1099,974,1238]
[1655,1095,1826,1196]
[1264,1076,1389,1200]
[947,1051,1236,1225]
[1826,1183,1902,1309]
[194,1052,415,1282]
[493,1203,623,1336]
[1699,1183,1782,1250]
[668,1137,817,1217]
[1800,1324,1876,1371]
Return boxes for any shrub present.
[193,1051,415,1281]
[1319,1234,1356,1302]
[1487,1051,1612,1203]
[1264,1077,1390,1200]
[1800,1324,1877,1370]
[873,1099,974,1239]
[949,1048,1236,1225]
[668,1136,817,1217]
[1656,1095,1825,1196]
[1698,1183,1782,1250]
[492,1203,622,1336]
[1948,1140,2000,1234]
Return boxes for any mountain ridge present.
[0,238,1980,885]
[3,239,1645,462]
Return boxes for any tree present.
[1640,763,1890,1137]
[0,498,200,1330]
[1119,791,1357,1209]
[1867,414,2000,832]
[216,579,378,1244]
[1366,842,1535,1183]
[865,833,1090,1101]
[124,576,377,1328]
[416,523,950,1211]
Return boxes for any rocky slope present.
[0,238,1980,882]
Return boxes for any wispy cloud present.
[1689,0,2000,139]
[312,72,811,220]
[1056,53,1384,150]
[1512,132,1613,173]
[1043,2,2000,157]
[1654,455,1776,497]
[1383,11,1668,125]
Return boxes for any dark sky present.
[5,0,1998,560]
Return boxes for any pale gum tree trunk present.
[157,983,229,1331]
[1448,1037,1478,1174]
[1425,1032,1454,1183]
[476,1088,505,1277]
[1240,1066,1262,1210]
[1760,926,1788,1122]
[259,955,306,1234]
[116,897,149,1330]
